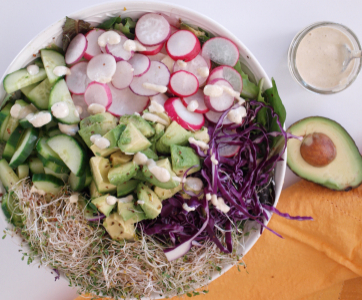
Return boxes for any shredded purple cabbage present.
[52,268,60,281]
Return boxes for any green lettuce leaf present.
[62,17,92,52]
[256,78,268,128]
[233,61,259,99]
[98,16,122,30]
[114,17,137,39]
[180,23,214,44]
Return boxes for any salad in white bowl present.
[0,5,306,299]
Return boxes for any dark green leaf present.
[98,16,122,30]
[33,57,44,68]
[180,23,214,44]
[114,17,136,39]
[256,78,268,128]
[233,61,259,99]
[62,17,92,52]
[186,293,192,297]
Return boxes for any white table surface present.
[1,0,361,299]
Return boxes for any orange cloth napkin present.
[75,180,362,300]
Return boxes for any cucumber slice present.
[48,79,80,125]
[43,160,69,173]
[19,117,33,129]
[36,136,66,166]
[44,167,69,182]
[48,128,62,137]
[0,115,10,142]
[33,57,44,69]
[0,102,12,127]
[27,78,52,110]
[69,171,86,192]
[3,68,47,94]
[29,157,45,174]
[1,192,23,227]
[17,164,29,179]
[0,159,20,191]
[21,82,38,98]
[2,116,20,142]
[45,120,58,132]
[2,125,23,161]
[47,134,86,176]
[40,49,66,85]
[9,127,39,168]
[32,174,63,195]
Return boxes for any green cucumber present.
[36,136,66,166]
[32,174,63,195]
[0,159,20,191]
[47,134,86,176]
[9,127,39,168]
[40,49,66,85]
[43,160,69,173]
[2,125,23,161]
[69,171,86,192]
[3,68,47,94]
[48,128,62,137]
[48,79,80,124]
[45,120,58,132]
[21,82,38,98]
[29,157,45,174]
[27,78,52,110]
[16,164,29,179]
[2,116,20,142]
[1,192,23,227]
[0,102,12,127]
[19,117,33,129]
[44,167,69,182]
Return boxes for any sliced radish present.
[65,33,88,65]
[106,36,134,61]
[181,89,209,114]
[107,84,149,116]
[128,54,150,77]
[204,79,234,112]
[84,82,112,109]
[147,53,167,62]
[173,54,209,87]
[136,37,164,55]
[135,13,171,46]
[208,65,243,93]
[72,94,90,119]
[87,54,117,83]
[84,29,105,60]
[164,97,204,131]
[220,144,240,157]
[201,37,239,67]
[150,93,168,106]
[203,55,212,70]
[129,61,170,97]
[170,25,178,35]
[111,61,134,90]
[166,30,201,62]
[168,70,199,97]
[204,110,233,126]
[65,62,92,95]
[100,46,106,53]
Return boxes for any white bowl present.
[0,1,286,298]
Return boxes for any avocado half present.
[287,116,362,191]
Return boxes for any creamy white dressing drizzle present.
[134,112,140,116]
[148,100,165,113]
[161,55,175,72]
[10,103,37,119]
[222,86,245,104]
[188,137,209,150]
[187,100,199,112]
[75,106,83,115]
[210,195,230,213]
[206,193,212,201]
[133,152,170,182]
[182,203,196,212]
[142,82,168,93]
[90,134,110,150]
[123,39,147,52]
[69,193,79,203]
[185,177,203,191]
[176,60,187,69]
[106,194,133,205]
[28,111,52,128]
[197,67,209,78]
[58,123,79,136]
[204,84,245,104]
[98,31,121,47]
[27,64,39,75]
[172,176,186,183]
[53,66,71,76]
[137,200,145,205]
[227,106,247,124]
[142,112,169,126]
[211,153,218,165]
[133,152,149,165]
[51,102,69,119]
[87,103,106,115]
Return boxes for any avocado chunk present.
[154,184,182,201]
[80,112,118,128]
[108,161,139,185]
[119,114,155,137]
[91,194,115,217]
[170,145,201,176]
[150,123,165,152]
[89,180,103,199]
[118,123,151,153]
[103,212,135,241]
[141,148,158,160]
[117,201,147,223]
[141,158,179,189]
[117,179,140,197]
[136,183,162,219]
[192,127,210,144]
[287,116,362,190]
[90,156,117,193]
[156,121,192,154]
[110,151,133,167]
[90,124,126,157]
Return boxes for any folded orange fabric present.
[75,180,362,300]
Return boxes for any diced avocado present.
[150,123,165,152]
[118,123,151,153]
[90,124,126,157]
[287,116,362,191]
[90,156,117,193]
[103,212,135,241]
[80,112,118,128]
[79,122,118,148]
[108,161,139,185]
[90,145,119,157]
[134,169,148,181]
[141,148,158,160]
[156,121,192,154]
[110,151,133,167]
[91,194,115,217]
[117,179,140,197]
[117,202,147,223]
[119,114,155,137]
[89,180,103,199]
[154,184,182,201]
[141,158,179,189]
[136,183,162,219]
[170,145,201,176]
[192,127,210,144]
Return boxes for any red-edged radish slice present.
[65,62,92,95]
[201,37,240,67]
[204,110,233,126]
[181,89,209,114]
[65,33,88,65]
[147,53,167,62]
[150,93,168,106]
[208,65,243,93]
[166,30,201,62]
[173,54,209,87]
[135,13,171,46]
[84,82,112,109]
[100,46,106,53]
[203,55,211,70]
[164,97,204,130]
[72,94,90,119]
[136,37,164,55]
[107,84,149,116]
[106,36,134,61]
[170,25,178,35]
[220,144,241,157]
[84,29,105,60]
[87,54,116,83]
[111,61,134,90]
[129,61,170,97]
[128,54,150,77]
[168,70,199,97]
[204,79,234,112]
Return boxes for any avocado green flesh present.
[287,117,362,190]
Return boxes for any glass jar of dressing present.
[288,22,362,94]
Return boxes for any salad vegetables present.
[0,13,310,298]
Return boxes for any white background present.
[1,0,361,299]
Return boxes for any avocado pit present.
[300,132,336,167]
